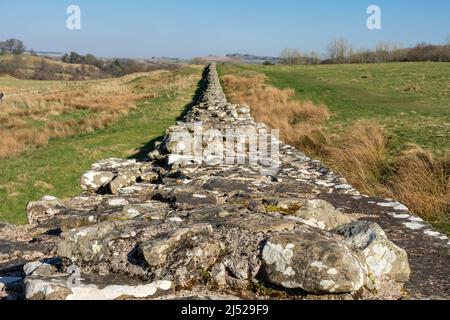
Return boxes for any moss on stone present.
[264,204,301,216]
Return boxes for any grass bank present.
[0,66,202,224]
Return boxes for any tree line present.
[61,51,173,77]
[279,36,450,65]
[0,38,180,80]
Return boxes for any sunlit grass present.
[0,66,202,224]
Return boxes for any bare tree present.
[446,35,450,45]
[0,41,6,54]
[376,42,396,62]
[309,51,321,64]
[327,38,352,64]
[280,48,302,65]
[2,39,26,54]
[4,39,15,52]
[390,44,405,62]
[280,48,294,65]
[292,49,302,65]
[13,40,26,54]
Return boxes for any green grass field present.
[219,62,450,157]
[0,67,202,224]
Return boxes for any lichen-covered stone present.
[333,221,411,283]
[211,263,227,287]
[109,173,138,195]
[57,221,129,263]
[81,171,115,193]
[293,199,351,230]
[24,271,173,300]
[262,229,367,294]
[161,236,224,287]
[224,213,296,233]
[139,223,213,267]
[24,261,58,277]
[27,196,66,224]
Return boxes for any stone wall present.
[0,63,448,300]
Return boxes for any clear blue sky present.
[0,0,449,58]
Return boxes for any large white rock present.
[262,228,367,294]
[333,221,411,283]
[80,171,115,193]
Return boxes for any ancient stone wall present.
[0,63,448,300]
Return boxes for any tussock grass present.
[388,145,449,222]
[222,74,331,154]
[221,72,450,234]
[325,124,391,195]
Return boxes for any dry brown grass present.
[0,70,190,158]
[222,74,331,153]
[325,124,449,224]
[324,124,392,195]
[388,145,449,218]
[222,73,450,226]
[0,54,105,80]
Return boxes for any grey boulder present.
[262,228,367,294]
[333,221,410,283]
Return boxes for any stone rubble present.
[0,63,448,300]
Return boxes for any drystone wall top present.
[0,63,448,300]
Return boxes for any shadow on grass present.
[128,67,208,160]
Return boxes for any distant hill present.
[141,57,186,68]
[0,54,106,80]
[226,53,279,64]
[28,50,64,57]
[197,55,237,62]
[0,53,185,81]
[194,54,279,64]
